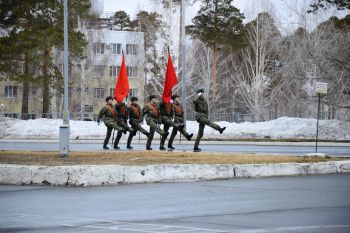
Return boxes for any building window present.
[126,44,137,55]
[111,43,122,54]
[5,86,18,98]
[110,66,121,76]
[109,66,117,77]
[93,43,105,54]
[110,88,115,97]
[94,88,105,99]
[93,65,105,77]
[129,88,138,97]
[127,66,137,77]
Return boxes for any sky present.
[99,0,349,34]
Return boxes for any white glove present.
[170,100,174,103]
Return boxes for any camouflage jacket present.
[173,101,183,118]
[114,102,128,121]
[127,103,142,121]
[97,104,117,125]
[159,101,174,118]
[193,95,208,116]
[142,103,160,120]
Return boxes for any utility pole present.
[181,0,187,127]
[59,0,70,156]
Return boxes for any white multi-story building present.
[70,29,145,119]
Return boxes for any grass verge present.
[0,150,347,166]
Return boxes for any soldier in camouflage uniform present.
[126,96,150,149]
[113,101,136,150]
[167,94,193,150]
[193,89,226,152]
[142,95,168,150]
[97,96,124,149]
[158,98,184,150]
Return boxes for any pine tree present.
[187,0,245,96]
[0,0,91,116]
[113,11,131,31]
[308,0,350,13]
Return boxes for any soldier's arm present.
[97,106,106,123]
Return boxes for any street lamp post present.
[181,0,187,126]
[59,0,70,156]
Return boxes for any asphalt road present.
[0,141,349,156]
[1,174,349,233]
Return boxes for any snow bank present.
[0,117,349,140]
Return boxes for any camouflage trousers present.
[168,116,191,147]
[194,114,221,148]
[114,119,135,147]
[160,116,181,147]
[146,117,165,148]
[127,119,149,147]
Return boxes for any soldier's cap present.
[196,88,204,94]
[105,96,113,102]
[149,95,157,101]
[130,96,138,102]
[172,94,180,100]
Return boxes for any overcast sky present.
[101,0,349,34]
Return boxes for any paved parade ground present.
[1,174,350,233]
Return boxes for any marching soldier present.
[97,96,124,150]
[142,95,168,150]
[193,89,226,152]
[113,101,136,149]
[167,94,193,150]
[159,98,184,150]
[126,96,150,149]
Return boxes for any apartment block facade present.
[0,29,145,120]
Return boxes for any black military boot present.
[113,145,120,150]
[193,147,201,152]
[219,127,226,134]
[127,145,133,150]
[159,144,166,150]
[103,145,109,150]
[187,133,193,141]
[168,145,175,150]
[146,146,152,150]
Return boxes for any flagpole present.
[181,0,187,127]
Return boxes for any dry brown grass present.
[0,150,346,166]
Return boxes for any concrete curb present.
[1,161,349,186]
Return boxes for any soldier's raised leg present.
[127,122,149,149]
[200,116,226,134]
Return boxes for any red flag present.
[114,52,129,103]
[162,49,178,104]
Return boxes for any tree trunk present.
[21,55,30,120]
[42,48,51,117]
[211,46,218,96]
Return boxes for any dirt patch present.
[0,150,346,166]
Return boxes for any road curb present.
[1,161,349,186]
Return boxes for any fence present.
[1,112,254,123]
